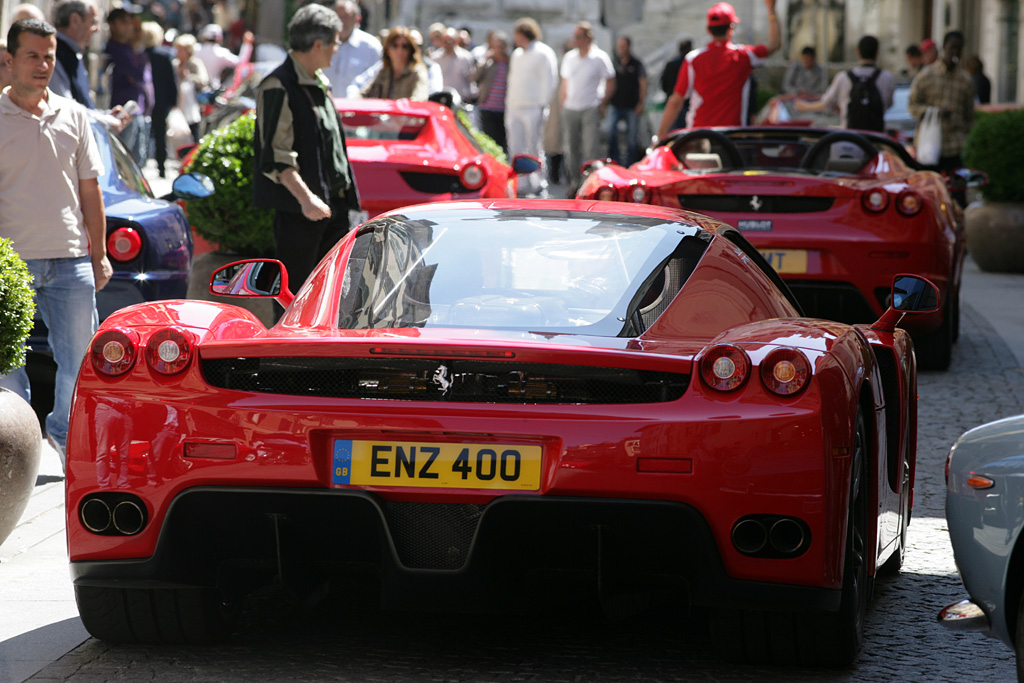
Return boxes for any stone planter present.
[188,251,275,327]
[0,387,42,546]
[965,201,1024,274]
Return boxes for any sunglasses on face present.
[389,41,412,50]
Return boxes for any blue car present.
[26,120,212,405]
[940,415,1024,680]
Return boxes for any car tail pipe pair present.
[731,515,809,557]
[80,494,147,536]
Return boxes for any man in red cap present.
[657,0,780,138]
[920,38,938,66]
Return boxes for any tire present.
[75,585,237,645]
[710,413,871,666]
[914,296,954,371]
[1015,590,1024,682]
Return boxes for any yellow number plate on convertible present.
[759,249,808,274]
[331,440,542,490]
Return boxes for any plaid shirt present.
[908,61,975,157]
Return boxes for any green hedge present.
[183,113,274,255]
[963,108,1024,203]
[0,238,35,376]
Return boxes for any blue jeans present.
[0,257,98,458]
[607,106,640,166]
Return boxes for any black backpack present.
[846,68,885,132]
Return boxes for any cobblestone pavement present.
[25,302,1024,681]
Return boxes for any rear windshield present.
[337,208,704,335]
[340,112,427,140]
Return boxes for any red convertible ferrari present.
[67,200,931,666]
[576,127,981,369]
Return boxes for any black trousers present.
[150,108,170,173]
[272,203,350,316]
[479,109,507,154]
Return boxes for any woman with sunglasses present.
[361,26,429,100]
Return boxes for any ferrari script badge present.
[432,365,452,395]
[750,195,763,212]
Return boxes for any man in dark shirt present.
[104,7,150,164]
[607,36,647,165]
[659,37,691,133]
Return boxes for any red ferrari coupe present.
[576,127,982,370]
[340,98,538,218]
[66,200,932,665]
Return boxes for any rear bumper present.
[71,487,842,614]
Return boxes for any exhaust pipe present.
[769,518,806,554]
[81,498,112,533]
[732,518,768,554]
[112,500,146,535]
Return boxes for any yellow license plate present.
[759,249,808,274]
[331,440,542,490]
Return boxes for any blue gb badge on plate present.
[333,440,353,485]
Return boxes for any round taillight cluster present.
[145,327,195,375]
[459,162,486,191]
[862,188,889,213]
[626,182,649,203]
[895,189,923,216]
[699,344,750,392]
[594,185,618,202]
[760,347,811,396]
[700,344,812,396]
[107,227,143,262]
[91,328,139,376]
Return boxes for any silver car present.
[940,414,1024,681]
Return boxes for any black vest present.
[55,34,94,109]
[252,57,358,214]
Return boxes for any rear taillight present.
[91,328,139,376]
[699,344,750,392]
[594,185,618,201]
[760,347,811,396]
[626,182,649,203]
[459,162,486,190]
[895,189,923,216]
[107,226,142,261]
[862,188,889,213]
[145,327,195,375]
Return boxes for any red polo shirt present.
[673,40,769,127]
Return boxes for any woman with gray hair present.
[253,3,360,319]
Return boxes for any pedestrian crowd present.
[0,0,994,464]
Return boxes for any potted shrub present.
[182,112,275,325]
[0,238,41,546]
[963,108,1024,273]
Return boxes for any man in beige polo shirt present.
[0,18,111,466]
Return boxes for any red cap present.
[920,38,936,52]
[707,2,740,28]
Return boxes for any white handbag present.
[916,106,943,166]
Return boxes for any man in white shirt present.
[434,27,477,102]
[505,17,557,197]
[195,23,252,89]
[560,22,615,191]
[323,0,380,96]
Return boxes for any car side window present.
[108,132,153,197]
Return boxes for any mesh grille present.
[399,171,472,194]
[786,281,877,324]
[382,501,484,570]
[677,195,835,214]
[200,357,689,404]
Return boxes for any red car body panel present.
[338,98,517,219]
[577,127,964,346]
[66,199,916,630]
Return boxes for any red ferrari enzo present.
[67,200,931,666]
[576,127,982,370]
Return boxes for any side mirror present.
[872,274,940,333]
[210,259,288,298]
[510,154,541,175]
[171,172,215,200]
